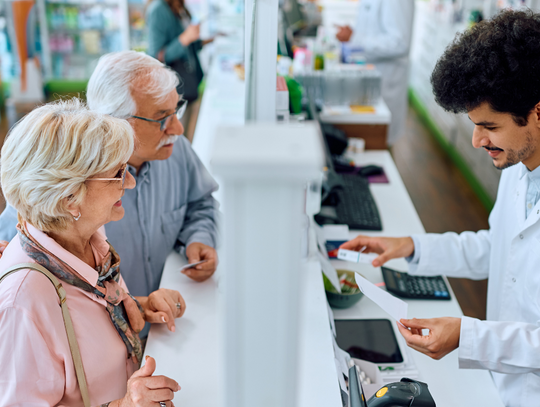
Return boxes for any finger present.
[131,356,156,379]
[396,322,413,339]
[0,240,8,254]
[183,268,214,282]
[148,388,175,402]
[372,251,393,267]
[146,295,176,332]
[156,311,176,332]
[340,236,373,251]
[161,292,183,320]
[156,297,176,329]
[400,318,431,330]
[144,375,181,391]
[411,327,422,336]
[174,292,187,318]
[195,257,214,270]
[186,251,201,264]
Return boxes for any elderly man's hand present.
[397,317,461,360]
[138,289,186,332]
[184,242,217,282]
[340,236,414,267]
[0,240,8,258]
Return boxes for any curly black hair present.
[431,9,540,126]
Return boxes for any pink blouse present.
[0,224,138,406]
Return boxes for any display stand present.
[36,0,129,89]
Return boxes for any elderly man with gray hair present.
[0,50,219,300]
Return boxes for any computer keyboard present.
[334,173,382,231]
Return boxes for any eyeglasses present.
[87,164,128,187]
[130,99,188,131]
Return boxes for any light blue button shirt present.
[522,164,540,219]
[0,137,219,297]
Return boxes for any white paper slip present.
[179,260,208,272]
[354,273,408,326]
[337,248,377,264]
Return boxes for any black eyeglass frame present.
[130,99,188,131]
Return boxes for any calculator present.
[381,267,451,300]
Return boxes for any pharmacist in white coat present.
[341,10,540,406]
[336,0,415,145]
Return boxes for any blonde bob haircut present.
[1,98,134,233]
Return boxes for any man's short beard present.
[157,135,181,150]
[493,132,536,170]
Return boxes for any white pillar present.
[211,123,324,407]
[245,0,278,122]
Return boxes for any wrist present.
[179,33,191,46]
[136,296,149,315]
[406,237,415,257]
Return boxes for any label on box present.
[337,248,377,264]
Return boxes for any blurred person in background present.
[336,0,415,146]
[0,99,184,405]
[146,0,214,140]
[0,51,219,312]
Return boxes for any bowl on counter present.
[323,269,364,309]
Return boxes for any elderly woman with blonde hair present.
[0,99,185,406]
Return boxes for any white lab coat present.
[349,0,415,145]
[409,162,540,407]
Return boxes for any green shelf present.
[45,80,88,94]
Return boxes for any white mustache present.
[157,135,181,150]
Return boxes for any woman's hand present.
[340,236,415,267]
[179,24,200,46]
[115,356,180,407]
[137,289,186,332]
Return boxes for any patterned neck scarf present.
[17,223,145,365]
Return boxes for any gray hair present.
[87,51,180,118]
[1,98,134,232]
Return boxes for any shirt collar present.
[527,165,540,190]
[128,161,151,180]
[519,162,529,180]
[519,162,540,186]
[25,223,109,287]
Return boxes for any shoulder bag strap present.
[1,263,91,407]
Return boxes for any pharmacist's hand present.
[0,240,8,258]
[140,289,186,332]
[118,356,180,407]
[335,25,353,42]
[179,24,200,46]
[184,242,218,282]
[339,236,414,267]
[397,317,461,360]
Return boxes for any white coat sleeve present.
[352,0,414,61]
[408,230,491,280]
[460,316,540,375]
